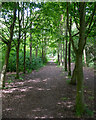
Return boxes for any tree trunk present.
[70,63,76,85]
[83,49,87,67]
[68,40,71,76]
[58,42,60,65]
[24,32,26,74]
[76,3,86,115]
[1,43,11,88]
[57,48,60,65]
[65,28,68,71]
[30,5,32,65]
[16,5,21,79]
[0,6,16,88]
[76,53,84,115]
[60,42,63,66]
[16,44,20,79]
[63,38,64,66]
[36,46,38,58]
[30,42,32,64]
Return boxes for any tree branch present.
[86,3,96,28]
[0,36,8,45]
[67,3,77,54]
[73,3,80,30]
[72,32,79,37]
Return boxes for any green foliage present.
[19,77,24,80]
[7,51,44,72]
[42,56,48,64]
[66,79,71,84]
[6,79,13,84]
[61,97,68,101]
[85,106,94,116]
[88,96,94,100]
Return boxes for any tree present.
[67,2,96,115]
[16,2,22,79]
[0,3,17,88]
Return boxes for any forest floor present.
[1,62,95,119]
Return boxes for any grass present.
[68,75,71,79]
[88,96,94,100]
[6,80,13,84]
[66,79,71,84]
[19,77,24,80]
[8,74,16,77]
[85,107,94,116]
[0,87,11,89]
[61,97,68,101]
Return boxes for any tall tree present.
[1,3,17,88]
[67,3,72,76]
[16,2,21,79]
[65,26,68,71]
[23,3,28,74]
[66,2,95,115]
[30,3,32,65]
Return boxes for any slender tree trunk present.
[30,5,32,65]
[42,38,43,60]
[70,63,76,85]
[76,3,86,115]
[16,4,21,79]
[60,14,63,66]
[57,47,60,65]
[76,53,84,115]
[42,47,43,60]
[83,49,87,66]
[63,38,64,66]
[16,44,20,79]
[61,42,63,66]
[24,32,26,74]
[44,38,47,58]
[66,3,71,76]
[68,39,71,76]
[30,42,32,63]
[58,42,60,65]
[23,4,28,74]
[0,7,16,88]
[36,46,38,58]
[1,43,11,88]
[65,28,68,71]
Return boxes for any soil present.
[1,62,95,119]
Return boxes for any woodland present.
[0,1,96,119]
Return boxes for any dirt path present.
[2,62,94,119]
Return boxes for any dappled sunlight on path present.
[2,62,94,118]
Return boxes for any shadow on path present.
[2,62,94,119]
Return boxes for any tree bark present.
[16,3,21,79]
[30,42,32,63]
[76,2,86,115]
[63,38,64,66]
[65,28,68,71]
[76,53,84,115]
[0,6,17,88]
[57,46,60,65]
[58,42,60,65]
[30,4,32,65]
[66,3,71,76]
[1,43,11,88]
[68,40,71,76]
[24,32,26,74]
[16,44,20,79]
[60,41,63,66]
[83,49,87,66]
[36,46,38,58]
[70,63,76,85]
